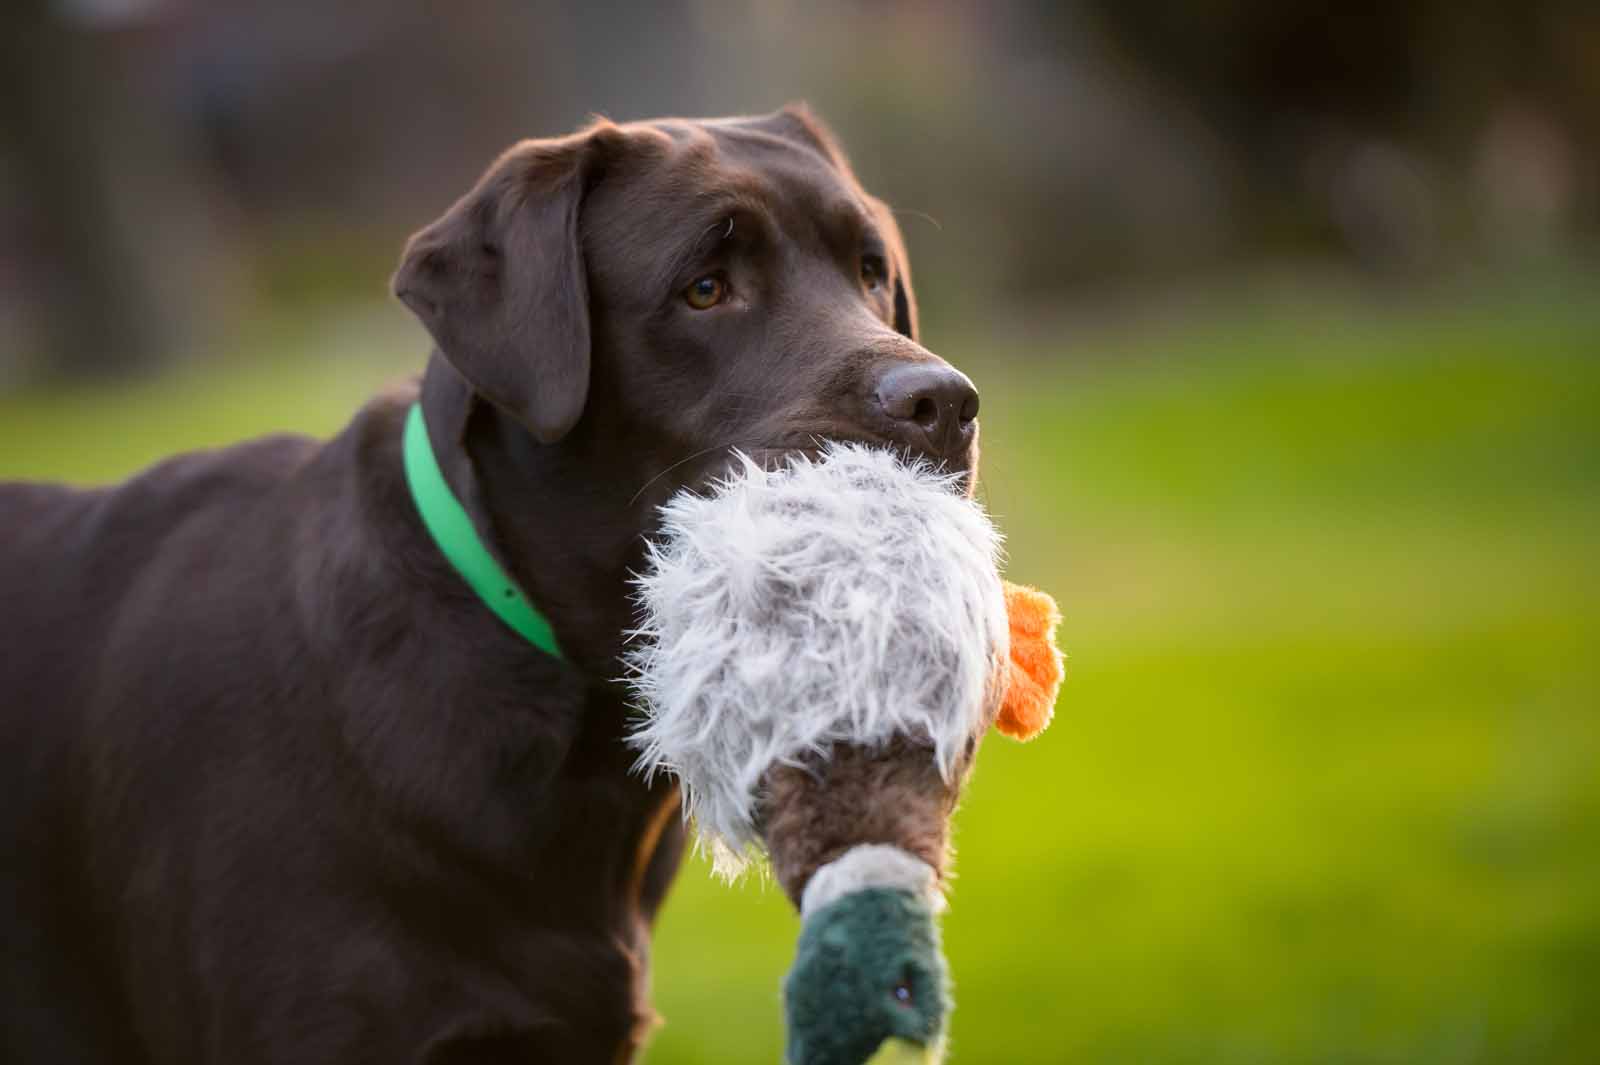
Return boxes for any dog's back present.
[0,408,668,1063]
[1,436,318,1061]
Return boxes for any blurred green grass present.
[2,277,1596,1064]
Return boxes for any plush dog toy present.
[627,445,1063,1065]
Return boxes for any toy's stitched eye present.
[891,964,915,1007]
[861,255,886,292]
[685,275,727,309]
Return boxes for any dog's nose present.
[873,362,979,460]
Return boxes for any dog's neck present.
[418,355,649,677]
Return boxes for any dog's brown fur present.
[0,107,981,1063]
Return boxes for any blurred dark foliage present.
[1084,1,1597,266]
[1,0,1594,381]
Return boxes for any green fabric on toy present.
[784,888,949,1065]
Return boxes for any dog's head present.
[393,106,978,506]
[393,110,1006,925]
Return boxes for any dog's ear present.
[759,105,920,340]
[867,195,919,342]
[888,238,919,342]
[393,131,602,444]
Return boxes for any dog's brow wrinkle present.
[699,218,727,245]
[657,214,739,294]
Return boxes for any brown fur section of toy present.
[758,736,975,906]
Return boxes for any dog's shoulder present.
[0,385,418,597]
[1,432,310,557]
[0,392,418,717]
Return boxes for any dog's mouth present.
[742,434,976,493]
[635,430,977,517]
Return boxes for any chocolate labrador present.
[0,106,980,1063]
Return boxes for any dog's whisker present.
[976,450,1010,519]
[627,443,737,507]
[890,206,943,232]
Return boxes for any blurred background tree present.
[1,0,1593,380]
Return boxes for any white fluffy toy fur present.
[799,844,942,917]
[625,443,1009,873]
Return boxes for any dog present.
[0,106,980,1063]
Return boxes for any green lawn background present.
[3,275,1595,1064]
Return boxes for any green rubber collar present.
[403,403,562,658]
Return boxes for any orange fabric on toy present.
[995,582,1064,741]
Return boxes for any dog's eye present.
[861,255,886,292]
[684,275,727,310]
